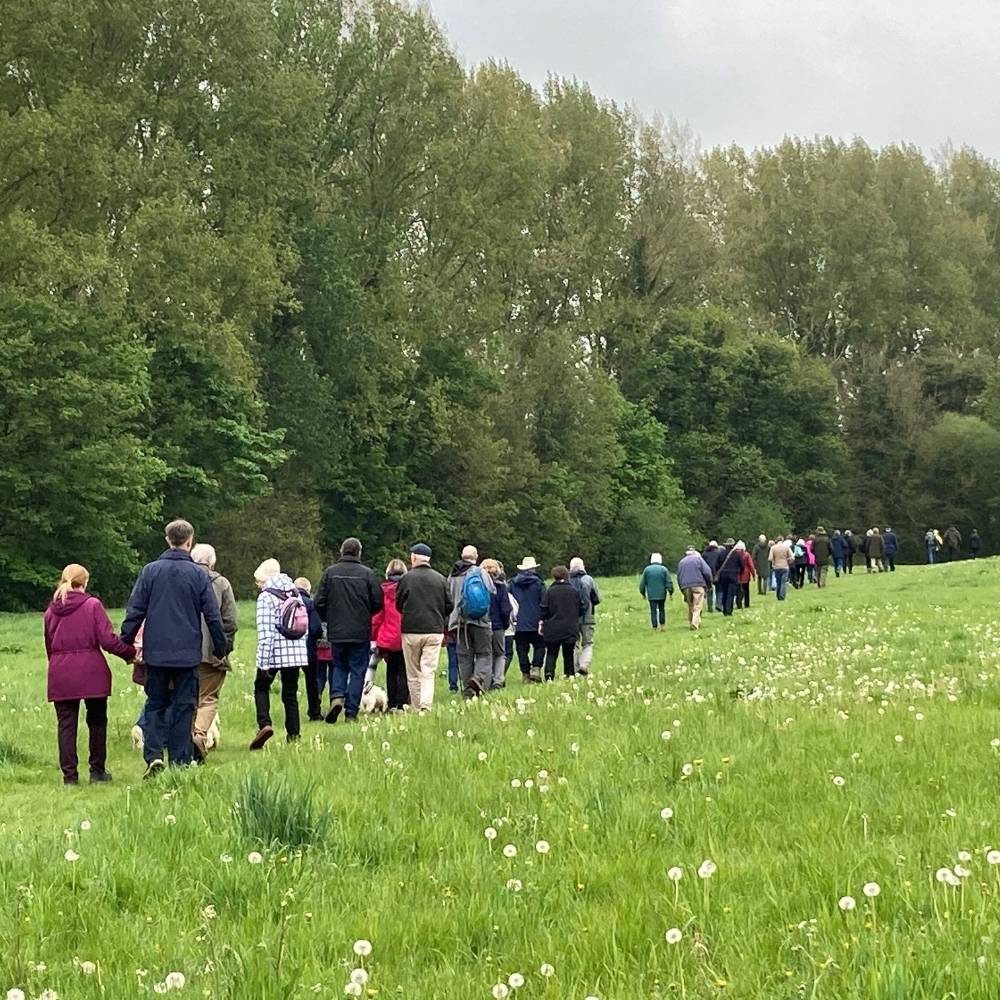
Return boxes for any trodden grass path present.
[1,561,999,999]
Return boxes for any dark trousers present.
[834,557,844,576]
[544,640,575,680]
[317,657,334,701]
[947,547,958,561]
[304,654,322,720]
[331,642,369,718]
[54,698,107,782]
[446,638,459,691]
[504,635,514,668]
[736,582,751,609]
[720,579,738,616]
[254,667,300,738]
[514,631,545,674]
[846,554,854,574]
[649,599,666,627]
[144,665,197,766]
[885,554,896,572]
[382,649,409,710]
[757,575,768,595]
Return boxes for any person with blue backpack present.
[447,545,496,698]
[250,559,310,750]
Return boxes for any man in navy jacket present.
[122,519,227,776]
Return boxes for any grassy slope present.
[1,561,999,999]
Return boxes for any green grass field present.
[2,561,999,999]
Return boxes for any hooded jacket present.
[45,591,136,702]
[315,555,384,644]
[122,549,227,667]
[489,579,514,631]
[812,532,833,565]
[371,575,404,652]
[831,533,848,559]
[447,559,495,630]
[256,572,310,670]
[510,570,546,632]
[752,541,771,576]
[882,531,898,556]
[569,570,601,625]
[639,562,673,600]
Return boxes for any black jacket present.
[122,549,227,667]
[394,564,453,634]
[715,546,742,582]
[297,589,324,663]
[539,581,584,644]
[315,556,384,643]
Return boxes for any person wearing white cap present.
[569,557,601,674]
[510,557,547,682]
[639,553,673,631]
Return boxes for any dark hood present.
[48,590,92,617]
[450,559,474,577]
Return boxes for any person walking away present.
[481,559,513,690]
[395,544,452,712]
[861,530,873,572]
[844,530,856,574]
[316,622,334,709]
[944,525,962,561]
[791,537,808,589]
[752,535,770,595]
[639,553,673,630]
[676,547,713,630]
[504,584,519,672]
[831,530,847,577]
[293,577,324,721]
[45,565,136,785]
[701,541,722,611]
[122,520,227,777]
[370,559,409,711]
[250,560,309,748]
[970,528,982,559]
[447,545,495,697]
[569,557,601,675]
[539,566,584,680]
[315,538,384,723]
[768,536,794,601]
[510,557,546,682]
[734,541,755,609]
[867,528,885,573]
[882,528,898,572]
[805,536,816,584]
[191,544,238,759]
[715,540,742,616]
[812,527,833,588]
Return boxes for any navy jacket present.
[298,589,324,663]
[510,571,546,632]
[122,549,227,667]
[883,531,898,555]
[831,535,848,558]
[489,580,514,631]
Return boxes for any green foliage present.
[232,772,331,849]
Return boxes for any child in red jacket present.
[370,560,408,711]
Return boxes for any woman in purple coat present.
[44,564,136,785]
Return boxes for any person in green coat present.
[639,553,674,631]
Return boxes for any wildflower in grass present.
[992,738,1000,748]
[660,730,671,741]
[80,961,96,975]
[80,820,91,831]
[350,969,368,985]
[220,854,233,864]
[894,735,903,744]
[344,984,362,998]
[660,807,674,821]
[344,743,353,753]
[697,859,717,879]
[202,905,217,920]
[838,896,856,911]
[505,878,523,892]
[958,850,972,862]
[535,840,550,855]
[987,850,1000,865]
[7,990,25,1000]
[38,992,58,1000]
[503,844,517,858]
[832,776,845,787]
[954,864,970,878]
[165,972,185,990]
[511,779,521,789]
[64,849,79,863]
[247,851,263,865]
[665,928,682,944]
[539,964,555,977]
[570,742,579,754]
[681,763,694,776]
[164,815,176,825]
[353,939,373,957]
[508,972,525,988]
[935,867,952,883]
[484,827,498,841]
[491,984,509,999]
[478,752,488,762]
[667,866,683,882]
[862,882,880,898]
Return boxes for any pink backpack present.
[266,588,308,640]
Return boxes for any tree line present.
[2,0,998,607]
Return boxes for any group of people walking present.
[42,520,602,784]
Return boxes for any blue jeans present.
[834,557,844,575]
[331,643,369,719]
[144,665,197,766]
[773,568,789,601]
[720,579,738,616]
[927,545,936,564]
[446,638,459,691]
[649,599,666,627]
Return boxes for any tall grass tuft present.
[0,738,31,765]
[232,772,332,849]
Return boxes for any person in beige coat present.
[191,544,238,760]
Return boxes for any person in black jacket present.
[314,537,383,724]
[715,540,742,616]
[122,519,227,777]
[394,543,453,712]
[510,557,547,682]
[702,542,724,611]
[539,566,585,681]
[844,530,856,574]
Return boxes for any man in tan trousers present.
[394,543,453,712]
[191,544,238,759]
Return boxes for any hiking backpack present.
[460,568,491,621]
[267,588,309,640]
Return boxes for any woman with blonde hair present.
[481,559,513,689]
[44,564,136,785]
[370,558,408,710]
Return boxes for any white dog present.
[131,717,220,752]
[360,684,388,714]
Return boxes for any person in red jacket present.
[735,541,757,610]
[370,559,408,711]
[44,564,136,785]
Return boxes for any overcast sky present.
[425,0,1000,159]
